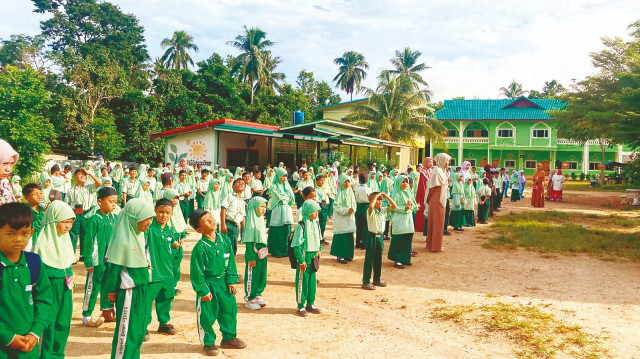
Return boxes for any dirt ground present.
[66,188,640,358]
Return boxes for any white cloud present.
[2,0,639,101]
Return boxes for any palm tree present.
[227,26,275,103]
[254,52,285,95]
[160,30,199,70]
[346,73,444,159]
[499,80,525,99]
[333,51,369,101]
[387,47,430,89]
[149,57,166,79]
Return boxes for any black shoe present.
[402,262,413,266]
[337,258,348,264]
[453,228,463,232]
[394,262,405,269]
[220,337,247,349]
[443,231,451,236]
[372,281,388,287]
[204,344,219,356]
[175,288,182,295]
[78,256,84,262]
[158,323,177,335]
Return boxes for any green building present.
[432,96,630,175]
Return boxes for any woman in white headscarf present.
[426,153,451,252]
[0,139,19,205]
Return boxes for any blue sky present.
[3,0,640,101]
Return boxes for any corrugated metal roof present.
[435,97,565,120]
[214,124,282,137]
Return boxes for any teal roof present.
[214,124,282,137]
[435,96,565,120]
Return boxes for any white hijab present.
[428,153,451,208]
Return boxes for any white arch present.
[530,121,551,147]
[495,121,515,146]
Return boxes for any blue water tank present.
[293,111,304,125]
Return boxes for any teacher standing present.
[426,153,451,252]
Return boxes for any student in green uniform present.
[379,171,395,241]
[121,166,139,207]
[477,178,492,224]
[331,174,356,264]
[291,200,323,317]
[314,175,329,244]
[362,192,397,290]
[0,203,53,359]
[202,179,221,226]
[31,201,76,359]
[510,170,520,202]
[21,183,45,251]
[266,168,294,258]
[65,168,101,254]
[162,189,187,296]
[11,175,22,203]
[387,175,417,269]
[354,172,371,250]
[450,173,465,232]
[367,171,379,192]
[242,197,268,311]
[189,210,247,357]
[220,178,246,255]
[103,199,156,359]
[144,199,178,338]
[176,171,193,221]
[134,179,154,205]
[196,169,210,210]
[463,177,477,227]
[81,187,119,327]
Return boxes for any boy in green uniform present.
[144,199,178,338]
[21,183,45,251]
[65,168,101,254]
[291,200,323,317]
[31,201,76,358]
[0,203,53,359]
[242,197,268,311]
[220,179,246,255]
[81,187,119,327]
[314,175,329,245]
[354,172,371,250]
[362,192,397,290]
[103,199,156,359]
[121,166,140,207]
[189,210,247,357]
[161,190,187,296]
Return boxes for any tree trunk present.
[600,140,606,185]
[387,146,392,160]
[250,83,255,104]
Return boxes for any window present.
[449,158,456,167]
[465,129,489,137]
[227,149,258,167]
[497,129,513,138]
[447,129,457,137]
[567,162,578,170]
[589,162,600,171]
[532,129,549,138]
[465,159,476,167]
[504,160,516,168]
[525,160,537,169]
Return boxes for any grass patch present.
[484,211,640,260]
[431,302,608,358]
[562,181,636,192]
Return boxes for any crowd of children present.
[0,152,533,358]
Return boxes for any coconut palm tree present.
[499,80,525,99]
[227,26,275,103]
[346,73,444,159]
[254,52,285,95]
[333,51,369,101]
[387,47,430,89]
[160,30,199,70]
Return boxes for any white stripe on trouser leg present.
[196,297,204,345]
[246,267,253,299]
[297,268,303,305]
[115,288,132,359]
[83,273,93,312]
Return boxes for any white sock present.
[82,316,91,324]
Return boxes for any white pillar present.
[583,142,589,174]
[617,145,623,162]
[429,142,433,158]
[458,121,464,166]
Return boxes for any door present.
[540,161,550,172]
[491,160,500,168]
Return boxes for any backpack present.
[288,221,305,269]
[0,251,42,290]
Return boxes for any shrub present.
[579,172,586,181]
[621,158,640,186]
[570,172,577,180]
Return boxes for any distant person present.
[531,164,546,208]
[0,139,19,205]
[427,153,451,252]
[550,169,566,202]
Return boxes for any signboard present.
[165,131,216,167]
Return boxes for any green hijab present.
[464,179,475,197]
[202,179,221,211]
[242,197,268,244]
[106,199,155,268]
[291,200,322,248]
[267,168,295,209]
[367,171,379,191]
[32,201,76,269]
[391,175,417,209]
[163,189,187,232]
[451,173,464,195]
[221,173,234,198]
[264,168,275,189]
[135,178,154,204]
[335,174,356,209]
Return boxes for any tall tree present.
[499,80,525,99]
[387,47,430,89]
[253,51,285,95]
[296,70,341,107]
[346,73,444,159]
[0,34,49,71]
[529,79,566,98]
[333,51,369,101]
[227,26,275,103]
[160,30,199,70]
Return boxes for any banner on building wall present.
[165,131,215,167]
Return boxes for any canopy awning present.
[314,128,412,148]
[214,124,283,138]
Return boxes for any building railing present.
[444,137,489,143]
[557,139,609,145]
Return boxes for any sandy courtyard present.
[64,190,640,358]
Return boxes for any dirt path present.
[65,191,640,358]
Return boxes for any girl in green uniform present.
[202,179,221,225]
[387,175,417,269]
[103,199,156,359]
[477,178,491,224]
[510,170,520,202]
[32,201,76,358]
[11,175,22,202]
[450,173,465,231]
[291,200,323,317]
[134,179,154,205]
[266,168,294,258]
[368,171,379,192]
[162,189,187,294]
[330,174,356,264]
[242,197,269,311]
[463,178,476,227]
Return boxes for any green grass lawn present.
[484,211,640,260]
[561,181,637,192]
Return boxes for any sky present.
[2,0,640,102]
